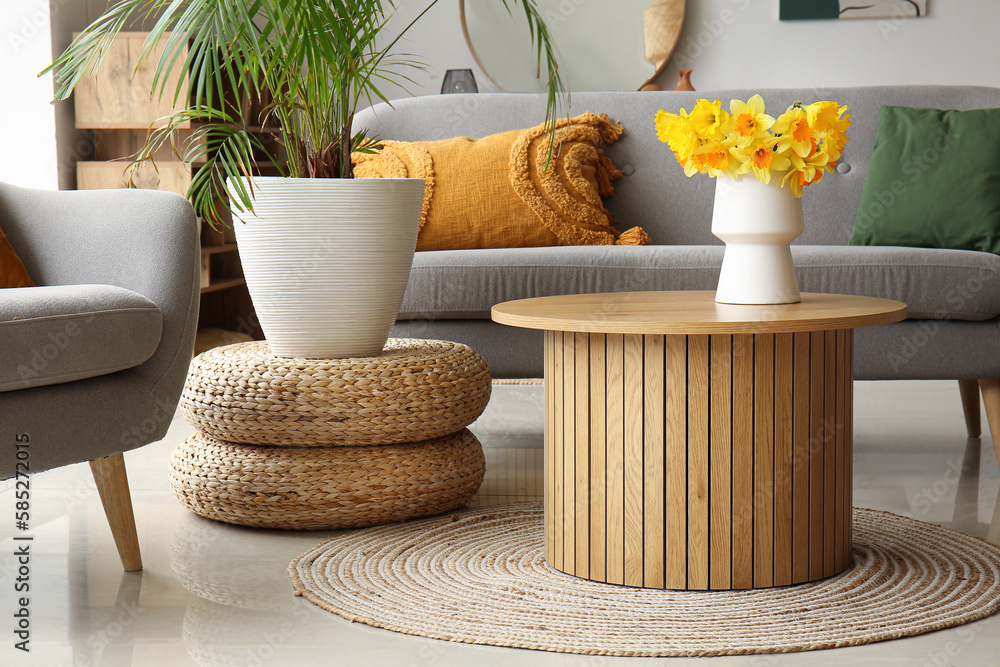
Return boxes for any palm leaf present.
[44,0,566,222]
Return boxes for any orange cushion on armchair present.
[0,224,33,288]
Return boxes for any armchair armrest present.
[0,182,200,395]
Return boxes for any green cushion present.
[849,105,1000,254]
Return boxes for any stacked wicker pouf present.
[169,339,492,530]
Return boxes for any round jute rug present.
[288,502,1000,657]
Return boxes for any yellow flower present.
[805,101,842,134]
[693,133,742,179]
[688,99,730,141]
[782,171,806,198]
[654,109,680,144]
[682,158,702,177]
[735,137,791,184]
[730,94,774,144]
[827,111,852,155]
[782,145,834,197]
[654,109,699,161]
[773,104,814,158]
[806,102,851,161]
[655,95,849,192]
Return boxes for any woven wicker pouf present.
[169,430,486,530]
[181,339,492,446]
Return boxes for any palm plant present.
[45,0,564,227]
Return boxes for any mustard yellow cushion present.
[353,113,649,251]
[0,224,33,288]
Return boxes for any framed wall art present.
[780,0,927,20]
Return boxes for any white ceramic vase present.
[711,175,804,305]
[228,177,425,358]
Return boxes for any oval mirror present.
[461,0,684,92]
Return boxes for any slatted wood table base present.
[543,329,854,590]
[494,291,906,591]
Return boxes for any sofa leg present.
[89,454,143,572]
[959,379,982,437]
[978,379,1000,473]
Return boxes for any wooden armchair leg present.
[89,453,143,571]
[978,379,1000,473]
[959,379,982,437]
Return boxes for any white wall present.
[668,0,1000,90]
[1,0,61,190]
[378,0,504,99]
[32,0,1000,191]
[382,0,1000,99]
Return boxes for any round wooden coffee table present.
[492,291,906,590]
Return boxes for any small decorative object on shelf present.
[441,69,478,94]
[655,95,851,304]
[675,68,694,91]
[636,0,686,91]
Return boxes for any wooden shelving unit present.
[72,31,264,340]
[74,32,193,197]
[199,243,243,291]
[202,277,246,294]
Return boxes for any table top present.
[491,291,907,335]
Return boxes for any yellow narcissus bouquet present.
[654,95,851,197]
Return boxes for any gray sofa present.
[358,85,1000,453]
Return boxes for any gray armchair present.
[0,181,199,571]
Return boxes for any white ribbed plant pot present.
[711,175,804,305]
[228,177,425,358]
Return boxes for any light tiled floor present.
[1,380,999,666]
